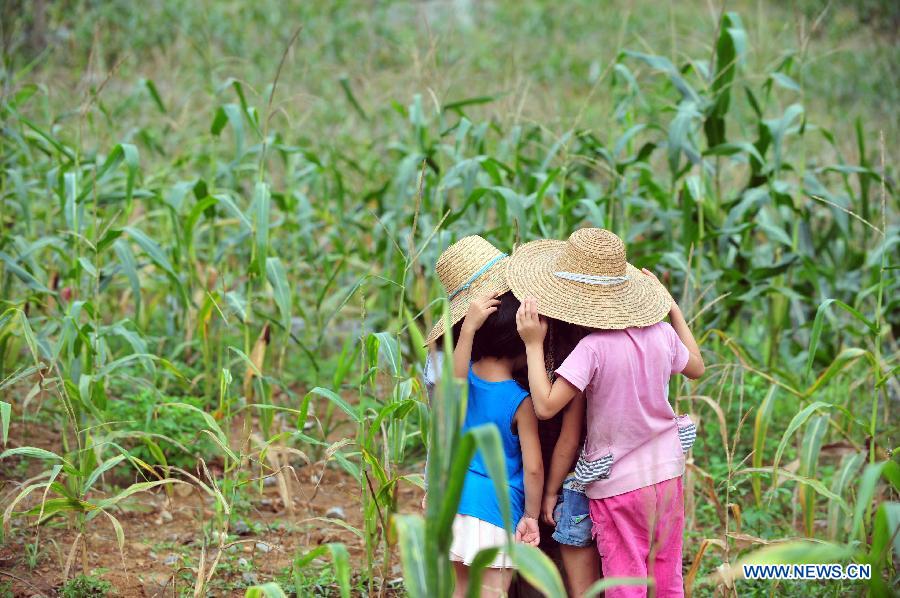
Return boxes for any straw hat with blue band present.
[425,235,511,346]
[506,228,673,330]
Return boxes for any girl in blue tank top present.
[448,292,543,597]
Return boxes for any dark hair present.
[471,292,525,362]
[546,318,590,370]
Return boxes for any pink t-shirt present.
[555,322,690,499]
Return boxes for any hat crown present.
[436,235,505,293]
[556,228,627,277]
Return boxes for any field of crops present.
[1,1,898,596]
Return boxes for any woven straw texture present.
[506,228,672,329]
[425,235,510,346]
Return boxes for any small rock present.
[163,553,178,566]
[259,498,273,508]
[255,541,271,553]
[233,519,250,535]
[325,506,346,520]
[160,509,173,523]
[237,557,249,568]
[242,572,259,585]
[263,475,278,487]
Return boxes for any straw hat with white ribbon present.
[425,235,511,346]
[506,228,672,329]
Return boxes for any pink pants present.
[589,477,684,598]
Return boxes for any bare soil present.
[0,420,424,597]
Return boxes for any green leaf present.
[161,402,231,448]
[584,577,652,597]
[266,257,292,331]
[0,401,10,446]
[211,103,245,157]
[24,497,94,520]
[751,385,777,506]
[92,479,185,512]
[82,454,127,494]
[798,415,828,535]
[806,298,878,378]
[302,387,360,424]
[735,540,854,566]
[393,515,428,596]
[741,468,849,513]
[0,446,69,464]
[244,583,288,598]
[465,547,502,598]
[0,251,51,293]
[771,401,830,483]
[827,452,865,540]
[368,331,401,376]
[509,543,566,597]
[252,182,270,278]
[327,543,351,598]
[142,78,167,113]
[113,238,142,319]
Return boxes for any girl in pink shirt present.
[506,228,705,598]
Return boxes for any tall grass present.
[0,2,897,595]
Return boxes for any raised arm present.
[514,397,543,546]
[640,268,705,379]
[452,293,501,379]
[516,298,578,419]
[669,304,705,379]
[542,392,585,525]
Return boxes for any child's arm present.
[516,298,579,419]
[452,293,501,379]
[669,304,705,379]
[541,393,585,525]
[514,397,543,546]
[640,268,705,379]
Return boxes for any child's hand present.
[515,515,540,546]
[541,494,558,526]
[516,298,547,346]
[462,293,502,333]
[641,268,677,313]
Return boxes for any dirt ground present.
[0,420,424,597]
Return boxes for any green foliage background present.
[0,1,897,595]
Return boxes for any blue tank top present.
[457,365,530,530]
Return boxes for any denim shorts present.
[551,486,593,548]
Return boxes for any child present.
[531,319,599,597]
[422,235,513,509]
[450,292,544,598]
[508,228,704,598]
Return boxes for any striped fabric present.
[573,451,614,486]
[676,417,697,454]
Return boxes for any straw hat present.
[506,228,672,329]
[424,236,511,346]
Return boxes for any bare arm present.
[514,397,543,546]
[542,393,584,525]
[451,294,501,379]
[640,268,705,380]
[517,298,579,419]
[669,305,705,379]
[452,325,475,379]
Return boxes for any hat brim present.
[506,239,672,329]
[424,257,512,346]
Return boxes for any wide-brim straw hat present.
[507,228,672,329]
[425,235,511,346]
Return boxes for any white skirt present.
[449,514,514,568]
